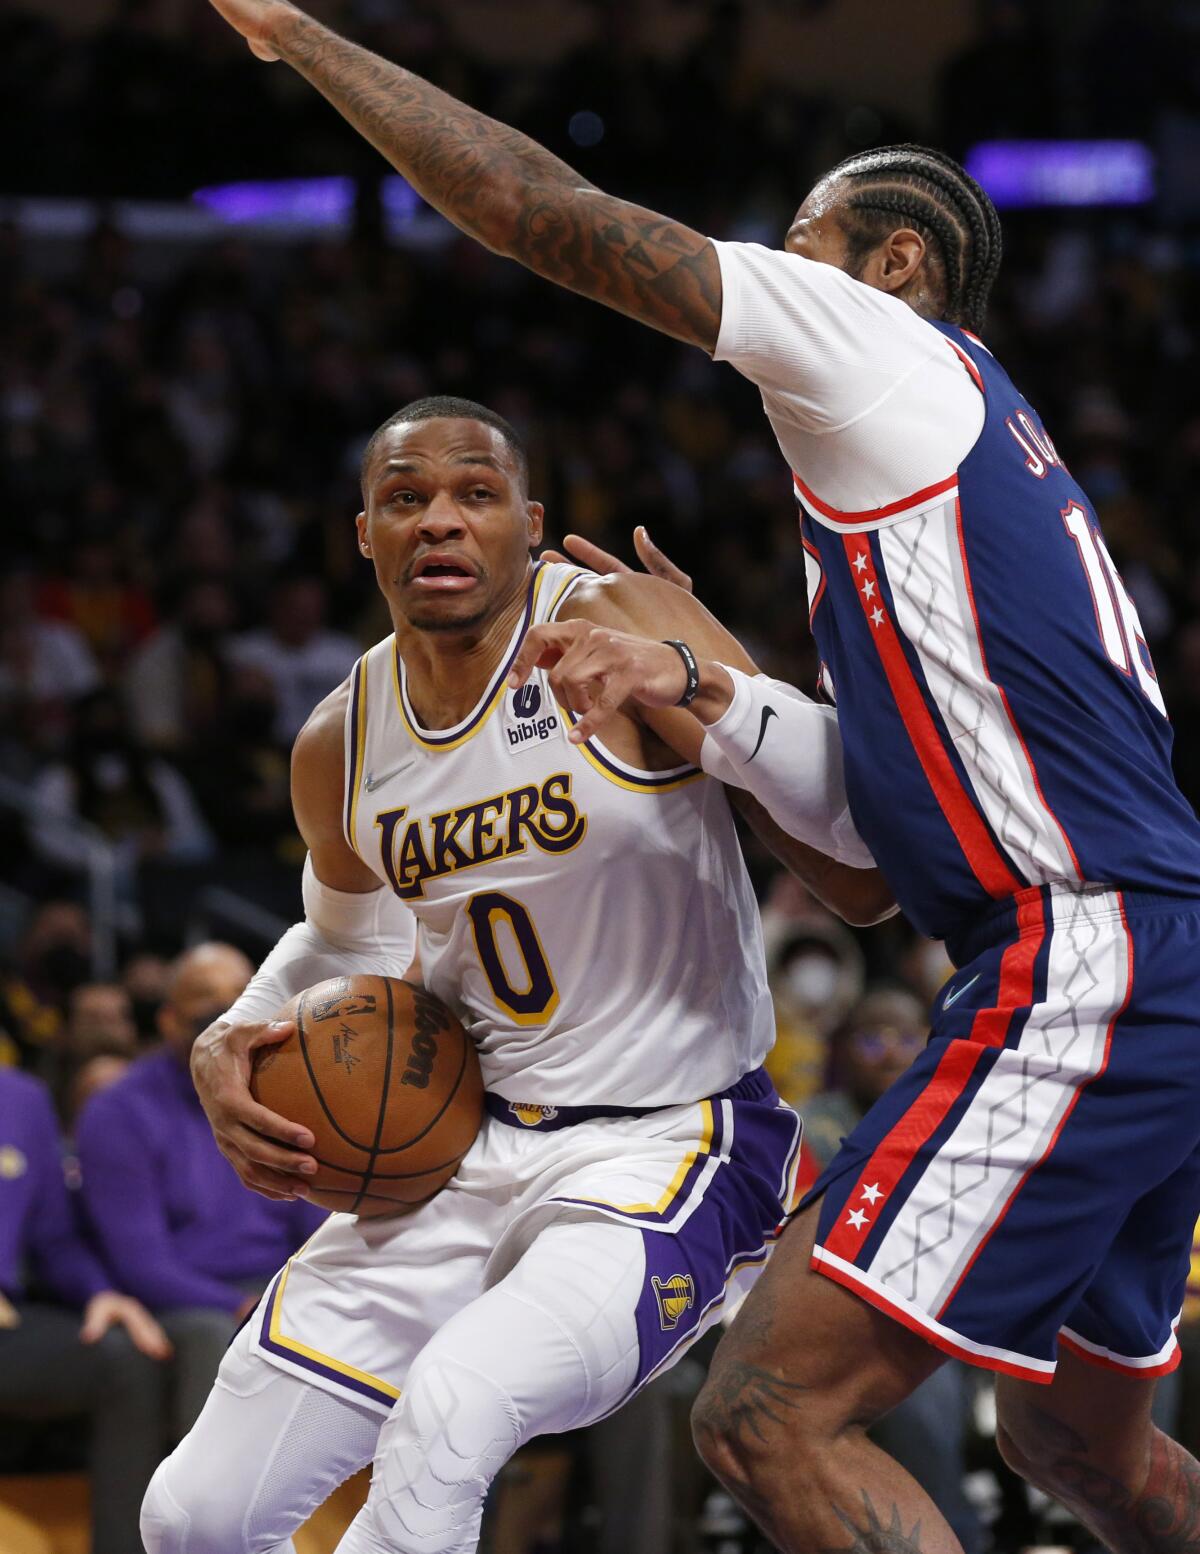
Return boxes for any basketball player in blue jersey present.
[158,395,892,1554]
[200,5,1200,1552]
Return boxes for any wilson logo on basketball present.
[402,990,451,1089]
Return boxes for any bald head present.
[159,942,254,1064]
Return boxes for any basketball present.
[251,975,483,1217]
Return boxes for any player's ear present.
[526,501,545,550]
[871,227,926,295]
[356,511,371,557]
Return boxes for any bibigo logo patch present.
[506,683,560,752]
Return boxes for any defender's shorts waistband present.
[485,1066,776,1132]
[945,881,1200,968]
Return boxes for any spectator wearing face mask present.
[75,941,324,1436]
[795,987,983,1554]
[0,901,95,1071]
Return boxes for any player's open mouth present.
[410,554,480,592]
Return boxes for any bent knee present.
[141,1457,261,1554]
[995,1421,1042,1485]
[366,1356,522,1553]
[995,1414,1090,1501]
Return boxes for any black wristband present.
[663,639,701,708]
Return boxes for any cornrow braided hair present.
[825,144,1002,333]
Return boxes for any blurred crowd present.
[3,0,1200,1549]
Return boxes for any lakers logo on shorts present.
[652,1273,695,1331]
[0,1145,26,1180]
[509,1102,559,1127]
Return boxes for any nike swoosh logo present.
[942,972,980,1010]
[364,760,413,794]
[745,706,778,765]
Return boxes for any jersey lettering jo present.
[714,242,1200,940]
[343,561,774,1105]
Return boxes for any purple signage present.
[965,141,1154,209]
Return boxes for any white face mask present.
[783,955,840,1009]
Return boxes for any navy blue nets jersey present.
[798,324,1200,940]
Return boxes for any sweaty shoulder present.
[556,572,752,661]
[557,572,687,632]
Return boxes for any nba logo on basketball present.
[507,683,560,749]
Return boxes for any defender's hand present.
[541,527,693,593]
[204,0,296,61]
[191,1018,318,1199]
[509,620,698,744]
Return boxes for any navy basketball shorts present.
[806,883,1200,1383]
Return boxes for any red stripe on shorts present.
[935,893,1135,1320]
[969,892,1046,1047]
[821,1038,986,1265]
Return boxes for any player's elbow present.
[825,870,898,928]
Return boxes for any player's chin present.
[405,596,491,633]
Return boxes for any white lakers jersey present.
[343,561,773,1106]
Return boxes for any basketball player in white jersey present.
[144,397,892,1554]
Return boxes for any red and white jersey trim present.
[793,470,959,534]
[944,336,985,394]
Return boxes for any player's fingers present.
[633,527,692,592]
[223,1112,318,1172]
[556,534,633,576]
[223,1018,294,1056]
[223,1140,309,1200]
[547,638,614,715]
[507,623,581,688]
[567,675,633,744]
[547,663,591,718]
[225,1091,315,1153]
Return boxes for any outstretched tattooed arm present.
[206,0,722,348]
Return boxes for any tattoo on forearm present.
[822,1494,925,1554]
[272,11,721,348]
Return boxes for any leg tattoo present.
[1033,1408,1200,1553]
[701,1360,811,1452]
[821,1493,926,1553]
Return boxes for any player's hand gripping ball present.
[251,976,483,1217]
